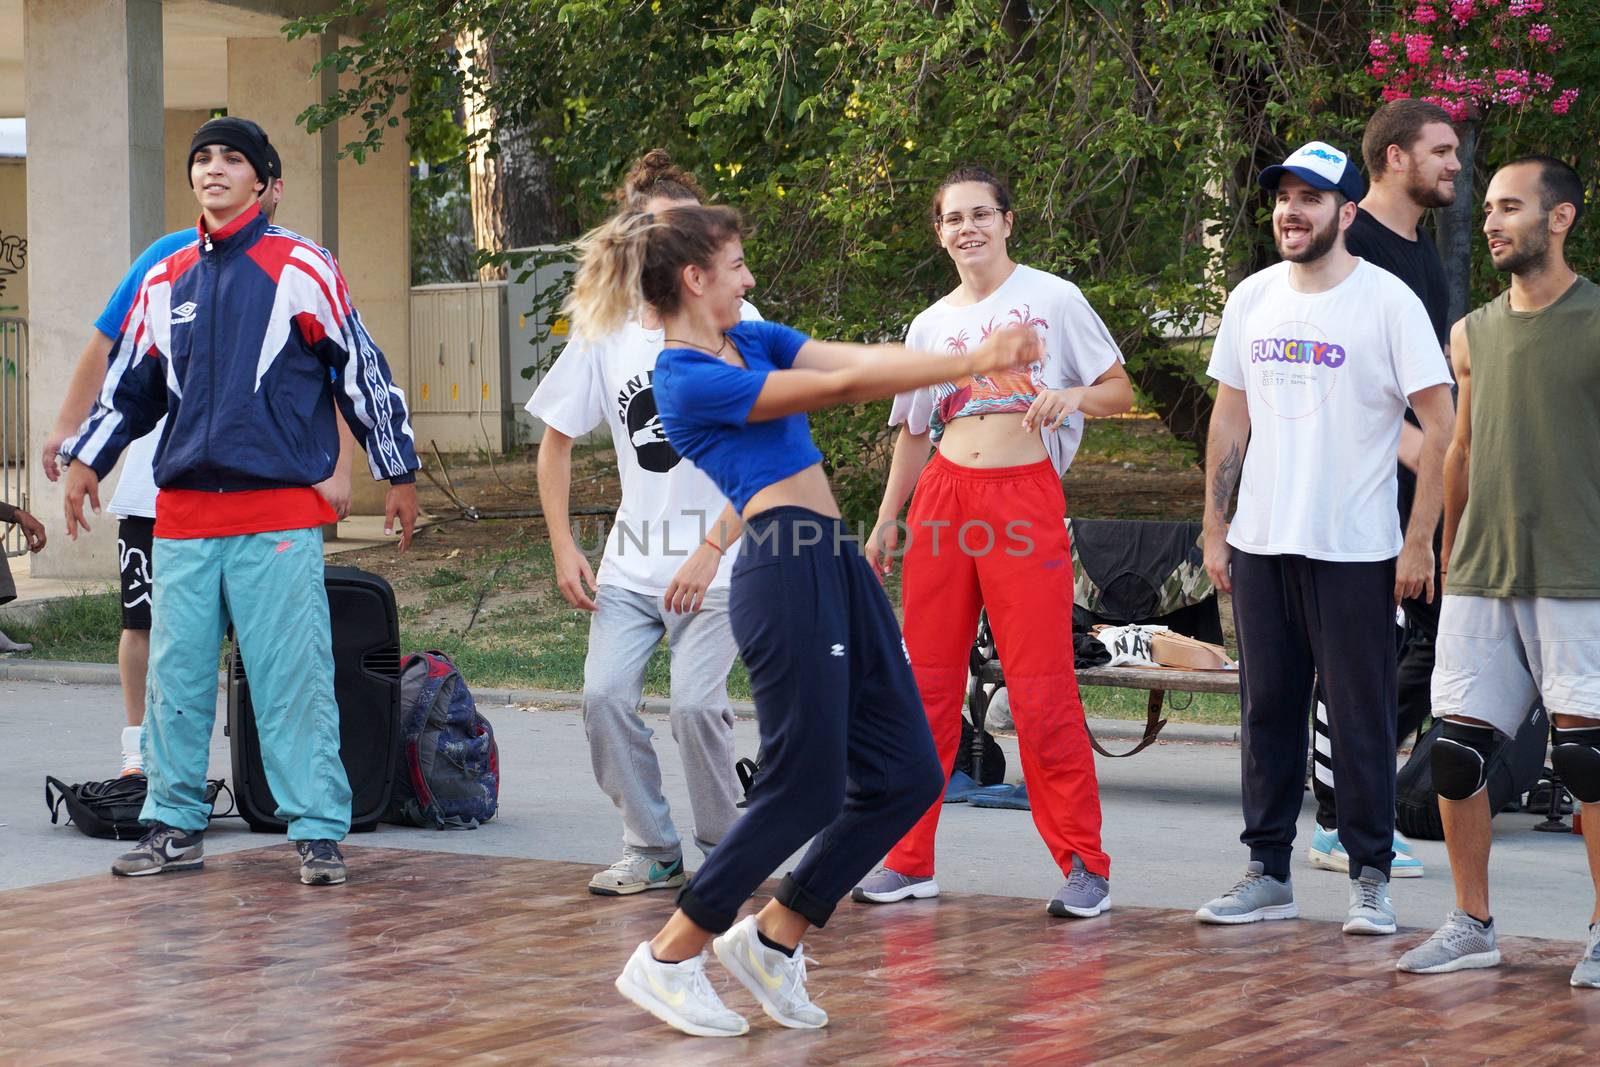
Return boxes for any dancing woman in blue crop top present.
[565,203,1041,1037]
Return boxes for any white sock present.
[121,725,142,755]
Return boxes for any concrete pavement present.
[2,676,1594,946]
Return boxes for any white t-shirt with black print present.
[1206,259,1452,562]
[526,302,761,596]
[889,264,1124,476]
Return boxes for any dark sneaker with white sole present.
[1047,855,1111,918]
[297,839,347,885]
[111,824,205,877]
[851,866,939,904]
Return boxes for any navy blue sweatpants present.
[676,507,944,933]
[1231,550,1398,881]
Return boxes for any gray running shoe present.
[851,866,939,904]
[297,839,347,885]
[1396,909,1500,974]
[1047,855,1110,918]
[1195,861,1298,924]
[615,942,748,1038]
[111,824,204,877]
[588,853,685,896]
[712,916,828,1029]
[1343,866,1396,935]
[1572,923,1600,988]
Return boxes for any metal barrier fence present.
[1,317,27,557]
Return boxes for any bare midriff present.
[742,463,840,520]
[936,411,1047,469]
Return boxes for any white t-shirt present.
[108,419,163,520]
[526,303,761,596]
[1206,259,1452,561]
[889,264,1123,475]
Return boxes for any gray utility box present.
[408,280,512,453]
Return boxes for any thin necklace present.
[663,334,729,357]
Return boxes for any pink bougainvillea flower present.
[1412,3,1439,22]
[1405,32,1434,63]
[1369,37,1391,57]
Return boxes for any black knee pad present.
[1431,720,1500,800]
[1551,726,1600,804]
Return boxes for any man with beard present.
[1307,100,1460,880]
[1194,142,1455,936]
[1398,157,1600,986]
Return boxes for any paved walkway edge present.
[0,659,1241,744]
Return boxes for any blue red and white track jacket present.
[63,203,419,505]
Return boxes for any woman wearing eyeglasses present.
[855,166,1134,918]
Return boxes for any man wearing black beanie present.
[60,115,420,887]
[187,116,273,192]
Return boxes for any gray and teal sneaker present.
[110,824,204,877]
[851,866,939,904]
[1571,923,1600,988]
[1396,909,1500,974]
[1343,866,1396,935]
[297,840,347,885]
[1195,861,1298,924]
[1047,855,1110,918]
[589,853,685,896]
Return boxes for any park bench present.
[964,517,1241,762]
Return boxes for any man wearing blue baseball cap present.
[1193,141,1456,936]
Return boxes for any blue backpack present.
[386,651,500,829]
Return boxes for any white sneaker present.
[614,942,748,1038]
[712,916,828,1029]
[119,725,143,778]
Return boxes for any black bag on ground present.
[227,565,403,833]
[954,716,1007,785]
[1396,703,1548,840]
[46,775,229,840]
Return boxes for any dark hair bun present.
[619,149,706,205]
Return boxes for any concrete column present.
[163,109,214,233]
[338,100,412,516]
[23,0,163,580]
[225,34,337,248]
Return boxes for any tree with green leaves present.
[289,1,1596,519]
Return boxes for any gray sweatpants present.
[583,584,741,861]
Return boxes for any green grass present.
[1077,414,1199,468]
[5,520,1240,726]
[3,590,123,663]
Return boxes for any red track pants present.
[884,452,1108,879]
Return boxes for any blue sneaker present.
[969,782,1029,810]
[1307,826,1424,878]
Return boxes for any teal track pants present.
[140,527,351,840]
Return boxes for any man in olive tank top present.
[1397,157,1600,987]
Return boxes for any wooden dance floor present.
[3,846,1595,1065]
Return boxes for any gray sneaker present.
[1047,855,1110,918]
[1343,866,1396,935]
[851,866,939,904]
[1195,861,1298,924]
[1396,909,1500,974]
[1572,922,1600,988]
[297,839,347,885]
[111,824,204,877]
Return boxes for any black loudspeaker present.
[226,565,403,833]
